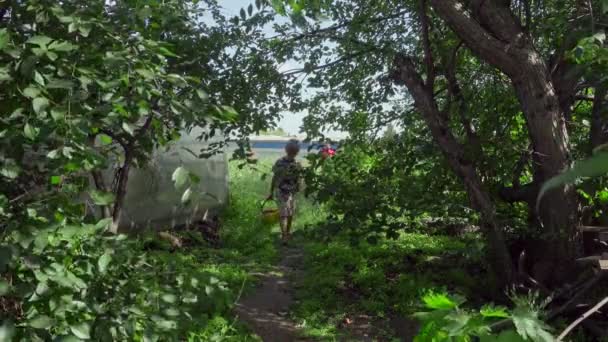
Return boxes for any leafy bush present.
[1,221,235,341]
[414,292,554,342]
[304,134,473,241]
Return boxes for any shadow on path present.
[235,244,311,341]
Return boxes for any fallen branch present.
[548,272,604,320]
[557,296,608,341]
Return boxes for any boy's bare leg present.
[286,216,293,240]
[280,218,288,243]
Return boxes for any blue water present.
[250,141,336,151]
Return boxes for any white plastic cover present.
[111,126,228,230]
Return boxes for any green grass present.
[150,159,286,340]
[185,157,487,341]
[290,223,490,340]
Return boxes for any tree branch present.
[429,0,521,77]
[419,0,435,91]
[557,297,608,341]
[281,50,372,76]
[274,8,409,43]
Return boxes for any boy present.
[268,139,303,244]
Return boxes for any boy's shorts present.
[276,191,296,218]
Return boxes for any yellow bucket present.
[260,200,280,225]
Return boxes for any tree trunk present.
[590,85,608,151]
[109,151,133,234]
[392,55,514,286]
[430,0,579,283]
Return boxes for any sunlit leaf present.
[538,153,608,207]
[0,164,20,179]
[28,315,53,329]
[90,190,115,205]
[422,292,462,310]
[23,86,40,98]
[172,166,190,189]
[70,322,91,339]
[0,320,15,341]
[99,133,113,145]
[511,306,553,342]
[24,123,40,140]
[98,251,112,274]
[135,68,154,79]
[27,35,53,47]
[33,97,49,114]
[181,188,193,204]
[122,122,135,136]
[0,29,8,50]
[480,305,510,318]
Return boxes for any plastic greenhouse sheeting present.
[107,126,228,230]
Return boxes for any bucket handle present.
[260,199,277,211]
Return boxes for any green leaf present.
[240,8,247,20]
[98,251,112,274]
[70,322,91,339]
[538,152,608,208]
[27,35,53,47]
[122,122,135,136]
[158,47,177,57]
[99,134,113,145]
[172,166,190,189]
[220,105,239,121]
[0,29,8,51]
[480,305,510,318]
[135,68,154,80]
[422,292,462,310]
[511,306,553,342]
[47,79,74,89]
[23,86,40,98]
[50,175,62,185]
[90,190,115,206]
[271,0,287,14]
[181,188,193,204]
[0,164,20,179]
[24,123,40,140]
[48,41,77,52]
[0,320,15,341]
[34,71,45,85]
[0,280,10,295]
[28,315,53,329]
[46,51,58,61]
[0,66,11,82]
[51,109,65,121]
[33,97,50,114]
[161,293,177,304]
[196,89,209,101]
[603,0,608,14]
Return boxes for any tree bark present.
[392,55,514,286]
[109,151,133,234]
[430,0,579,281]
[590,85,608,151]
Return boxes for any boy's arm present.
[269,173,277,199]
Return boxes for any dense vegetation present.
[3,0,608,340]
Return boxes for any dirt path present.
[235,245,310,342]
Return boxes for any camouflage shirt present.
[272,157,302,195]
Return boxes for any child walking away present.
[268,139,303,245]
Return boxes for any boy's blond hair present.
[285,139,300,156]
